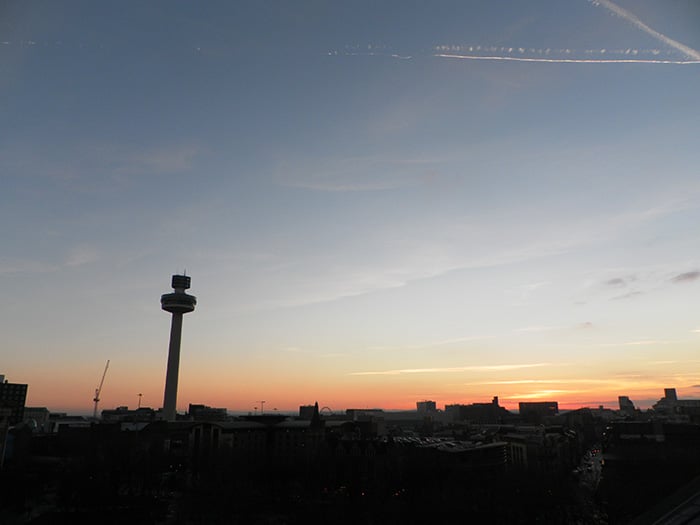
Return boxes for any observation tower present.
[161,274,196,421]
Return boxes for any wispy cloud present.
[276,155,437,192]
[367,335,497,352]
[605,277,626,287]
[516,325,560,333]
[0,257,55,275]
[1,141,201,185]
[0,248,101,274]
[473,378,612,385]
[515,322,593,333]
[624,340,674,346]
[350,362,556,376]
[238,196,692,312]
[592,0,700,61]
[671,271,700,284]
[65,245,100,267]
[611,290,643,300]
[281,346,307,353]
[513,389,582,399]
[597,339,677,347]
[116,145,199,175]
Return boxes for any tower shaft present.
[162,312,184,421]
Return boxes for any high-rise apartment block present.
[0,376,28,425]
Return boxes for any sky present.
[2,0,700,414]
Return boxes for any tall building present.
[161,275,197,421]
[0,376,28,425]
[416,400,437,413]
[299,405,316,420]
[618,396,636,417]
[665,388,678,402]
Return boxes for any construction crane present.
[92,359,110,418]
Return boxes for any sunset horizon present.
[3,0,700,425]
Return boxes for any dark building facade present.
[519,401,558,424]
[0,376,28,425]
[188,404,227,422]
[446,397,510,424]
[416,400,437,413]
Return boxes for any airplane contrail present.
[434,53,700,65]
[593,0,700,61]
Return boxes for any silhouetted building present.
[346,408,384,419]
[102,406,158,423]
[653,387,700,417]
[0,407,11,468]
[0,376,28,425]
[519,401,558,424]
[299,404,316,420]
[23,407,50,432]
[416,400,437,413]
[188,403,227,422]
[446,397,509,424]
[500,426,577,473]
[47,413,90,433]
[618,396,636,417]
[345,409,386,437]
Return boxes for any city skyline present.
[2,1,700,414]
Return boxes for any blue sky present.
[2,0,700,413]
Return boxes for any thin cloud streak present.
[671,271,700,283]
[435,53,700,65]
[367,335,497,352]
[233,196,691,313]
[474,379,615,385]
[597,339,678,347]
[593,0,700,61]
[516,325,560,333]
[0,257,56,275]
[350,362,557,376]
[513,389,582,399]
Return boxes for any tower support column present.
[163,312,183,421]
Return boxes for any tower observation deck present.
[161,274,196,421]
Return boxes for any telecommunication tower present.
[161,274,196,420]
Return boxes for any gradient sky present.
[2,0,700,414]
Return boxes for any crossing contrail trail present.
[434,53,700,65]
[592,0,700,61]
